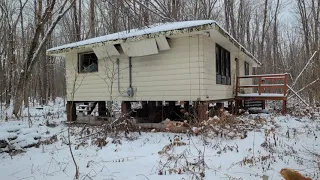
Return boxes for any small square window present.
[78,52,98,73]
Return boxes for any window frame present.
[78,52,99,74]
[244,61,250,76]
[216,44,231,85]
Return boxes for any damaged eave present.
[46,39,126,56]
[46,23,216,56]
[46,21,261,66]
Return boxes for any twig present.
[301,145,320,158]
[288,78,320,100]
[136,174,150,180]
[287,85,309,106]
[18,176,36,180]
[253,131,255,161]
[291,51,317,88]
[10,168,29,176]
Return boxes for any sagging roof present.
[47,20,261,66]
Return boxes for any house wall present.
[65,34,254,102]
[65,36,205,102]
[201,36,253,101]
[238,58,253,94]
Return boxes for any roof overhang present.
[47,20,261,66]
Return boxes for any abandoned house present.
[46,20,288,123]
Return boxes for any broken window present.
[216,44,231,85]
[78,52,98,73]
[244,61,249,75]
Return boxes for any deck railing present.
[235,73,289,98]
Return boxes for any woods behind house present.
[0,0,319,109]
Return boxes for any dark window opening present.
[78,52,98,73]
[244,61,249,75]
[216,44,231,85]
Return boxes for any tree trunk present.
[89,0,95,38]
[12,0,75,117]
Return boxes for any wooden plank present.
[239,84,284,88]
[263,77,285,80]
[155,37,170,51]
[235,96,287,101]
[92,44,120,58]
[121,39,159,57]
[238,73,289,78]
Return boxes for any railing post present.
[283,74,288,97]
[258,77,262,95]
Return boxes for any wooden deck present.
[235,73,289,113]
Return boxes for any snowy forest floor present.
[0,99,320,180]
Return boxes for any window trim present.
[78,52,99,74]
[216,43,231,85]
[244,61,250,76]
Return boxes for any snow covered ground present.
[0,100,319,180]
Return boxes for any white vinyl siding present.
[65,36,205,102]
[202,36,253,100]
[65,35,254,102]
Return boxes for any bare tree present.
[0,0,317,111]
[89,0,95,37]
[12,0,76,117]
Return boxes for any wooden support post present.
[235,77,239,96]
[258,77,262,95]
[262,100,266,110]
[147,101,157,123]
[216,102,224,110]
[282,74,289,114]
[121,101,131,114]
[282,100,287,114]
[185,101,190,113]
[66,101,76,121]
[234,100,239,115]
[98,101,107,116]
[197,102,208,122]
[283,74,288,97]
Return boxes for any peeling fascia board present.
[47,22,261,66]
[46,24,215,55]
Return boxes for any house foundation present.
[66,100,235,125]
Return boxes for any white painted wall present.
[66,36,204,102]
[65,35,254,102]
[201,35,253,101]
